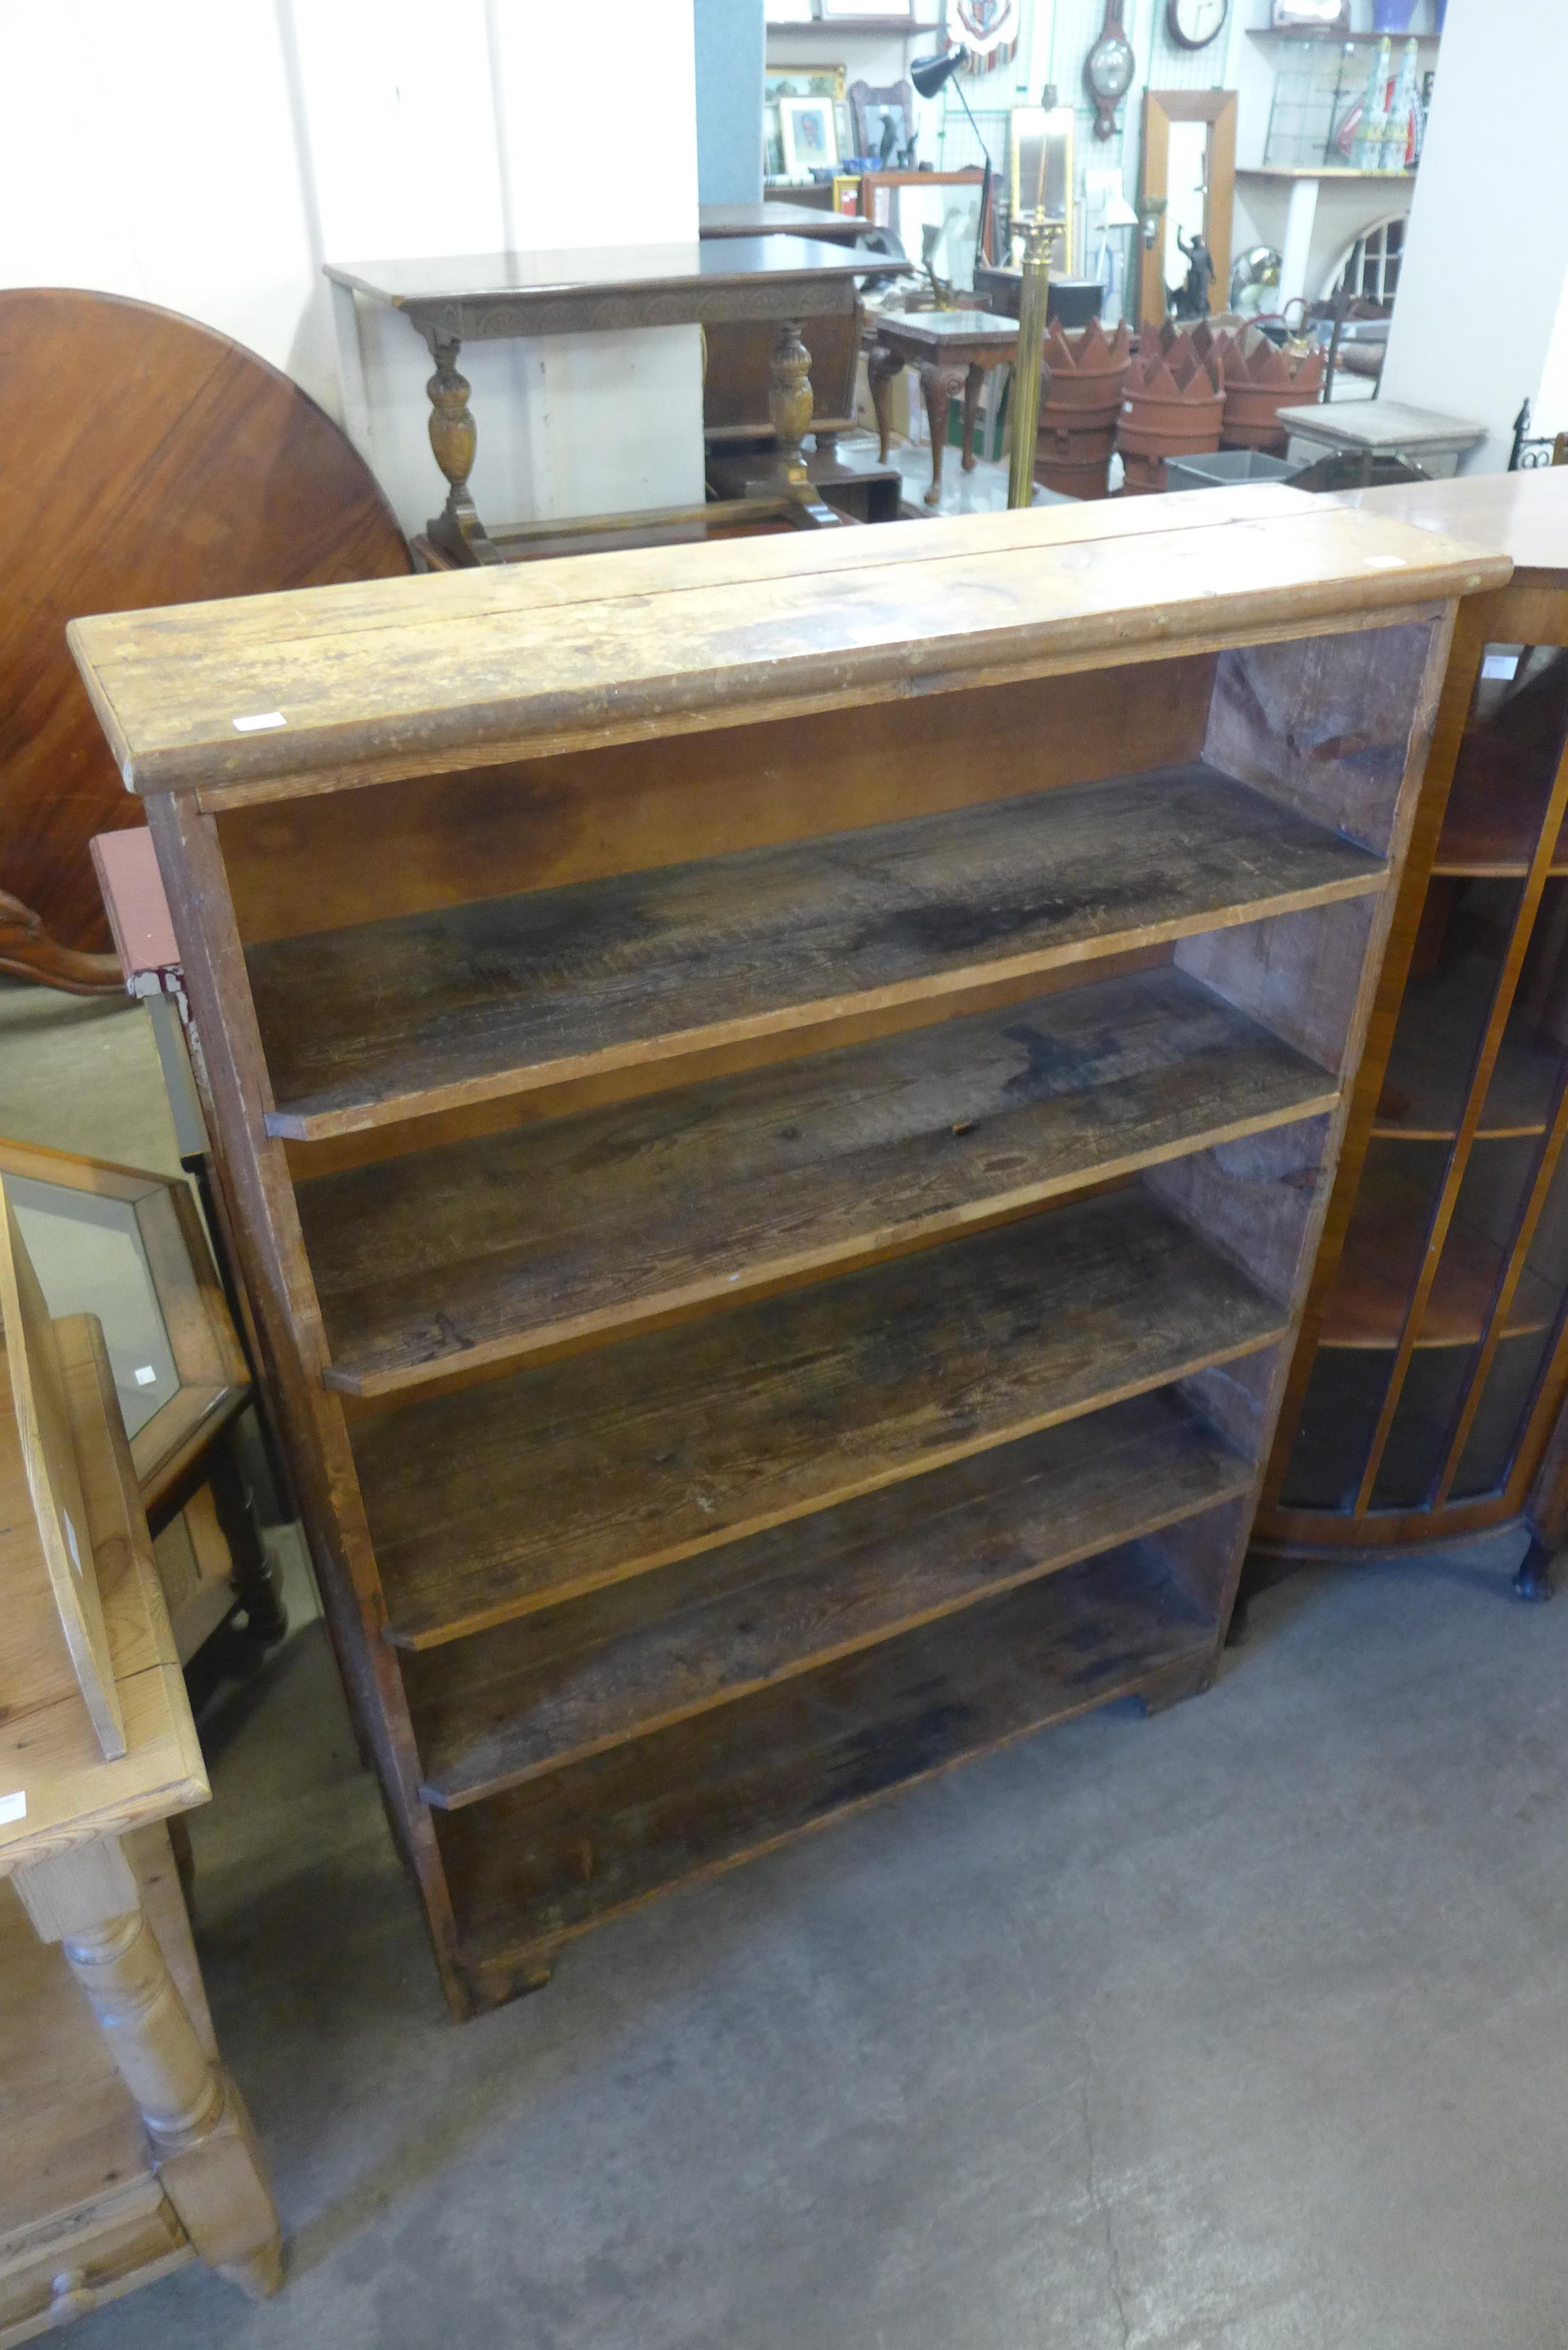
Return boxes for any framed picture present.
[767,64,846,100]
[765,67,847,182]
[778,94,841,176]
[849,78,916,167]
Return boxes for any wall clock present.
[1166,0,1228,50]
[1084,0,1135,141]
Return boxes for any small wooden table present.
[0,1215,281,2333]
[1276,398,1485,483]
[867,309,1021,505]
[327,240,909,563]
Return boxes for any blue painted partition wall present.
[694,0,765,205]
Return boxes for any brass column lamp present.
[1007,212,1062,509]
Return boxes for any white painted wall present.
[1381,0,1568,469]
[0,0,704,534]
[0,2,329,392]
[1536,283,1568,439]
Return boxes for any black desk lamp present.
[910,46,993,274]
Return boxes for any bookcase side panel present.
[1174,895,1379,1078]
[141,790,468,2013]
[1203,610,1449,856]
[1150,609,1460,1633]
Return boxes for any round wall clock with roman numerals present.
[1166,0,1228,50]
[1084,0,1136,141]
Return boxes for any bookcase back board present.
[68,488,1507,2016]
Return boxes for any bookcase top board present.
[68,485,1509,807]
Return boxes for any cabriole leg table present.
[867,309,1021,507]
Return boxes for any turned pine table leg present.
[867,339,903,466]
[14,1835,282,2300]
[919,363,968,507]
[768,319,814,490]
[424,332,503,567]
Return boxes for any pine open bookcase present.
[68,488,1506,2018]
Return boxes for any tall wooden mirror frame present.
[1136,89,1238,335]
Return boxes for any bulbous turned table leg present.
[424,332,503,568]
[17,1834,281,2299]
[768,319,814,490]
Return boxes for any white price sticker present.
[0,1792,26,1825]
[232,711,287,734]
[1482,652,1519,681]
[133,1365,157,1387]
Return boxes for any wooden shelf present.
[1236,167,1416,182]
[1433,770,1565,876]
[251,766,1386,1140]
[304,967,1336,1396]
[406,1390,1251,1807]
[436,1535,1218,1970]
[1374,958,1566,1140]
[1322,1161,1557,1349]
[767,14,940,30]
[1248,26,1440,39]
[357,1187,1286,1650]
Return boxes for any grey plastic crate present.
[1163,448,1309,492]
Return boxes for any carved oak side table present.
[866,309,1022,506]
[326,240,908,564]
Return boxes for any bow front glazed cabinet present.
[1256,469,1568,1590]
[68,488,1505,2016]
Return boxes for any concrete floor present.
[7,980,1568,2349]
[834,425,1076,519]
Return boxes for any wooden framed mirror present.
[1137,89,1237,333]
